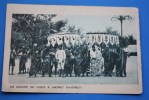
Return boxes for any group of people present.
[9,40,127,78]
[28,41,91,77]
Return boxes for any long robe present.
[19,54,27,72]
[41,57,49,76]
[29,54,41,76]
[9,51,16,66]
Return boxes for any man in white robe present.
[55,45,66,77]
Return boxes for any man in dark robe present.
[9,49,16,75]
[41,56,49,77]
[53,41,58,77]
[65,48,71,77]
[115,48,128,77]
[102,47,115,77]
[48,42,55,77]
[35,51,42,74]
[29,55,36,77]
[74,46,82,77]
[19,52,27,74]
[80,43,90,77]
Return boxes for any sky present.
[52,14,137,39]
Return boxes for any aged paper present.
[2,4,142,94]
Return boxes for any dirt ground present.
[9,56,138,84]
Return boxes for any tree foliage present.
[67,25,83,35]
[128,35,137,45]
[111,15,133,36]
[106,27,119,35]
[11,14,68,50]
[51,20,68,33]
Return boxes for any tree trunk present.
[120,20,123,37]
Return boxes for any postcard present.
[2,4,142,94]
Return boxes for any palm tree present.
[111,15,133,36]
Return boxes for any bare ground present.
[9,56,138,84]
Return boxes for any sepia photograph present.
[2,4,142,94]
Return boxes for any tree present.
[111,15,133,36]
[67,25,83,35]
[51,20,68,33]
[11,14,68,56]
[106,27,119,35]
[128,35,137,45]
[67,25,84,39]
[67,25,76,33]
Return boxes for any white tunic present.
[55,50,66,62]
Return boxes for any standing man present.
[48,41,55,77]
[55,45,66,77]
[19,51,27,74]
[41,56,49,77]
[73,45,82,77]
[65,48,71,77]
[69,50,75,77]
[9,49,16,75]
[53,41,58,77]
[81,42,90,77]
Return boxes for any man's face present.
[95,46,98,50]
[93,48,95,51]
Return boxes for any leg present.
[42,66,45,77]
[116,69,119,77]
[49,69,51,77]
[82,65,85,77]
[54,62,57,77]
[78,66,81,77]
[49,58,52,77]
[42,71,45,77]
[124,67,126,77]
[116,64,120,77]
[62,69,65,78]
[119,67,123,77]
[108,66,113,77]
[57,62,62,77]
[49,65,53,77]
[23,69,25,74]
[25,68,26,73]
[69,62,73,77]
[74,65,77,77]
[19,64,21,74]
[58,69,62,77]
[9,63,11,75]
[11,66,14,75]
[86,64,90,77]
[104,66,108,76]
[61,62,65,78]
[65,67,68,77]
[22,64,25,74]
